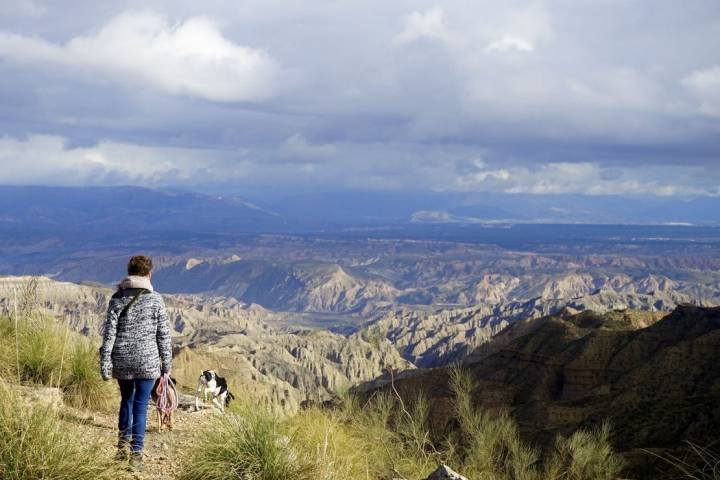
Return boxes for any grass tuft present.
[0,313,115,413]
[181,404,317,480]
[62,337,115,411]
[17,316,66,385]
[0,316,16,378]
[0,381,124,480]
[544,422,625,480]
[651,443,720,480]
[449,365,540,480]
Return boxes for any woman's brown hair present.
[127,255,153,276]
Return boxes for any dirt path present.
[62,405,216,479]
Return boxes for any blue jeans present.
[117,378,155,453]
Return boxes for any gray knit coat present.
[100,287,172,380]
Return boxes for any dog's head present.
[202,370,216,383]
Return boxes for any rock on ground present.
[424,464,469,480]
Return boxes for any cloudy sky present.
[0,0,718,198]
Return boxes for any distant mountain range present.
[1,185,719,233]
[264,190,720,226]
[0,185,288,234]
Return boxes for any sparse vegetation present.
[449,366,625,480]
[0,315,16,379]
[17,315,67,385]
[544,423,625,480]
[181,403,318,480]
[0,278,115,411]
[0,315,115,411]
[0,381,123,480]
[182,365,626,480]
[653,443,720,480]
[449,365,540,479]
[63,336,115,411]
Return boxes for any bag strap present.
[118,289,147,319]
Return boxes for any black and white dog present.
[195,370,235,412]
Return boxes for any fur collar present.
[118,275,154,292]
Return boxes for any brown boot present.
[129,452,144,473]
[115,437,130,462]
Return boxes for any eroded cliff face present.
[0,272,713,415]
[0,276,411,414]
[173,327,411,413]
[149,251,720,315]
[153,260,399,313]
[360,289,697,367]
[1,271,710,377]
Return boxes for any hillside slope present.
[365,305,720,466]
[361,291,689,367]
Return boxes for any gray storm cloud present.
[0,0,717,196]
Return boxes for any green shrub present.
[543,422,625,480]
[288,406,365,480]
[0,316,17,379]
[181,405,317,480]
[357,391,439,478]
[449,366,540,480]
[17,316,67,386]
[62,337,115,411]
[0,312,113,413]
[0,381,124,480]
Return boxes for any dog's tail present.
[226,390,236,406]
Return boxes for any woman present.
[100,255,172,472]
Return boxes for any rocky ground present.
[61,400,216,479]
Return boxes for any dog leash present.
[155,374,178,422]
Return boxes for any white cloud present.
[455,161,712,197]
[394,7,451,44]
[0,11,278,102]
[0,134,250,186]
[0,0,46,17]
[0,1,718,197]
[485,35,534,53]
[682,66,720,116]
[279,134,336,163]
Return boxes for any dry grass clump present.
[449,366,625,480]
[543,422,625,480]
[180,402,318,480]
[0,381,123,480]
[449,366,540,479]
[286,405,365,479]
[653,443,720,480]
[0,315,16,378]
[289,390,440,480]
[0,312,115,412]
[62,337,115,411]
[16,315,67,385]
[0,277,115,411]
